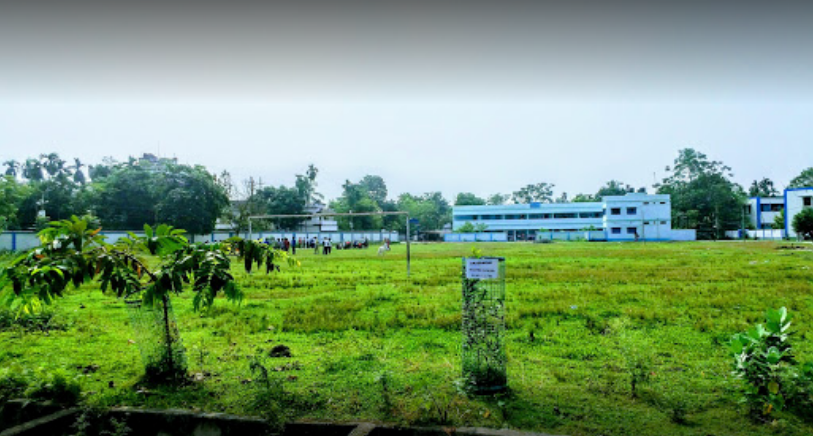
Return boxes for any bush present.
[0,367,29,401]
[730,307,813,421]
[24,367,82,404]
[792,207,813,240]
[0,366,82,404]
[0,309,67,333]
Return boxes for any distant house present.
[299,203,338,232]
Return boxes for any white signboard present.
[465,258,500,279]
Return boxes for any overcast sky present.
[1,0,811,201]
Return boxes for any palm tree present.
[23,159,44,181]
[40,153,66,179]
[3,160,19,178]
[69,158,86,185]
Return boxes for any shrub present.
[0,366,82,404]
[792,207,813,240]
[24,367,82,404]
[730,307,813,421]
[0,367,28,401]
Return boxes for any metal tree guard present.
[125,295,187,381]
[461,256,507,394]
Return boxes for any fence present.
[0,230,401,251]
[444,233,508,242]
[724,229,786,240]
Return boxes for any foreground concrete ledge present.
[0,408,79,436]
[2,403,564,436]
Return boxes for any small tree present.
[0,216,295,382]
[792,208,813,240]
[455,222,475,233]
[772,211,785,230]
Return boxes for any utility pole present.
[406,216,411,277]
[741,204,746,242]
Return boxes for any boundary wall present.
[0,230,400,251]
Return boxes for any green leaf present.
[768,381,779,395]
[765,347,783,364]
[729,338,744,354]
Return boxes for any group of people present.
[261,236,390,256]
[262,236,334,255]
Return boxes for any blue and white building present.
[745,187,813,238]
[451,193,696,242]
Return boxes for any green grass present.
[2,241,813,435]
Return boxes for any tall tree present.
[331,180,383,231]
[455,192,486,206]
[397,192,451,231]
[154,165,230,235]
[358,175,388,207]
[511,182,555,204]
[40,153,67,179]
[88,157,117,182]
[69,158,87,185]
[789,168,813,189]
[486,193,509,205]
[748,178,779,197]
[657,148,745,239]
[0,176,31,231]
[22,159,44,181]
[571,193,596,202]
[596,180,636,197]
[294,164,323,205]
[3,160,20,178]
[255,185,308,230]
[93,164,157,229]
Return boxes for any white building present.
[745,197,785,230]
[451,193,695,241]
[785,188,813,238]
[298,203,338,232]
[745,188,813,238]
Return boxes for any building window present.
[804,197,812,207]
[660,221,667,225]
[553,213,577,219]
[579,212,602,218]
[644,202,650,205]
[660,202,666,205]
[611,227,621,234]
[611,208,621,215]
[627,227,638,234]
[627,207,637,215]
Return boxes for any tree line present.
[2,149,812,239]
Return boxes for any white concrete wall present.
[0,230,400,251]
[725,229,785,240]
[669,229,697,241]
[444,233,508,242]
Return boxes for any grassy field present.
[2,241,813,435]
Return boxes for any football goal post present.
[247,211,413,276]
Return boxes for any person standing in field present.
[291,237,296,255]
